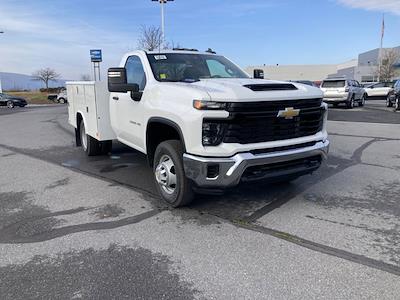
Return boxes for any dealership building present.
[245,46,400,83]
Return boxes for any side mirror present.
[253,69,264,79]
[108,68,139,93]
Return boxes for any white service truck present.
[67,49,329,207]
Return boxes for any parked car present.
[47,88,68,103]
[320,77,366,108]
[0,93,27,108]
[67,49,329,207]
[364,82,394,99]
[57,89,68,103]
[387,80,400,110]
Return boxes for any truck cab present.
[68,49,329,207]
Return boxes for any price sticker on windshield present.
[154,55,167,60]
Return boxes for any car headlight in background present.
[202,121,227,146]
[193,100,228,110]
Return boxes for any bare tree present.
[137,25,164,51]
[376,49,400,82]
[32,68,60,90]
[80,74,91,81]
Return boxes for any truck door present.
[114,55,147,152]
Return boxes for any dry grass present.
[7,91,54,105]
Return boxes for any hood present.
[188,78,323,102]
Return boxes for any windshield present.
[321,80,346,88]
[146,53,249,82]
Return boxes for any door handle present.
[113,96,119,101]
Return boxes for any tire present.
[79,121,100,156]
[358,94,366,107]
[59,98,66,104]
[333,103,338,108]
[153,140,194,207]
[7,101,14,109]
[396,97,400,111]
[386,96,393,107]
[346,96,354,109]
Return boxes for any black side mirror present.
[108,68,139,93]
[253,69,264,79]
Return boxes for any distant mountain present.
[0,72,66,91]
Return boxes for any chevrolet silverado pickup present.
[67,49,329,207]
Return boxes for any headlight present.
[193,100,227,110]
[202,121,227,146]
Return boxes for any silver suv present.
[320,77,366,109]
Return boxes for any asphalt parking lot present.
[0,100,399,299]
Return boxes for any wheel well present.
[146,121,184,167]
[76,113,83,146]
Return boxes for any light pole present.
[151,0,174,44]
[0,31,3,93]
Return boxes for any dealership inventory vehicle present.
[320,77,366,108]
[67,49,329,207]
[364,82,394,100]
[0,93,27,108]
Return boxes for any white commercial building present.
[246,46,400,83]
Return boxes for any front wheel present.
[153,140,194,207]
[358,94,366,107]
[7,101,14,108]
[58,98,66,104]
[396,97,400,111]
[386,95,393,107]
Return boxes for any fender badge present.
[277,107,300,119]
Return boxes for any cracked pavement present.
[0,102,399,299]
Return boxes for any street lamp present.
[151,0,174,43]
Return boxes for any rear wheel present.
[396,97,400,111]
[58,98,66,104]
[346,96,354,109]
[153,140,194,207]
[7,101,14,109]
[79,121,100,156]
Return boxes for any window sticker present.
[159,73,167,79]
[154,55,167,60]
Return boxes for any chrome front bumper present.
[183,140,329,188]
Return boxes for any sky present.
[0,0,399,79]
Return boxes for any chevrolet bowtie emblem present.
[277,107,300,119]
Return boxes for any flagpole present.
[378,14,384,82]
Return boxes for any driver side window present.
[125,56,147,91]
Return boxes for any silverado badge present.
[277,107,300,119]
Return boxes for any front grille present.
[213,98,324,144]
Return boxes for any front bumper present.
[183,140,329,188]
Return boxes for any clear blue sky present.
[0,0,399,79]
